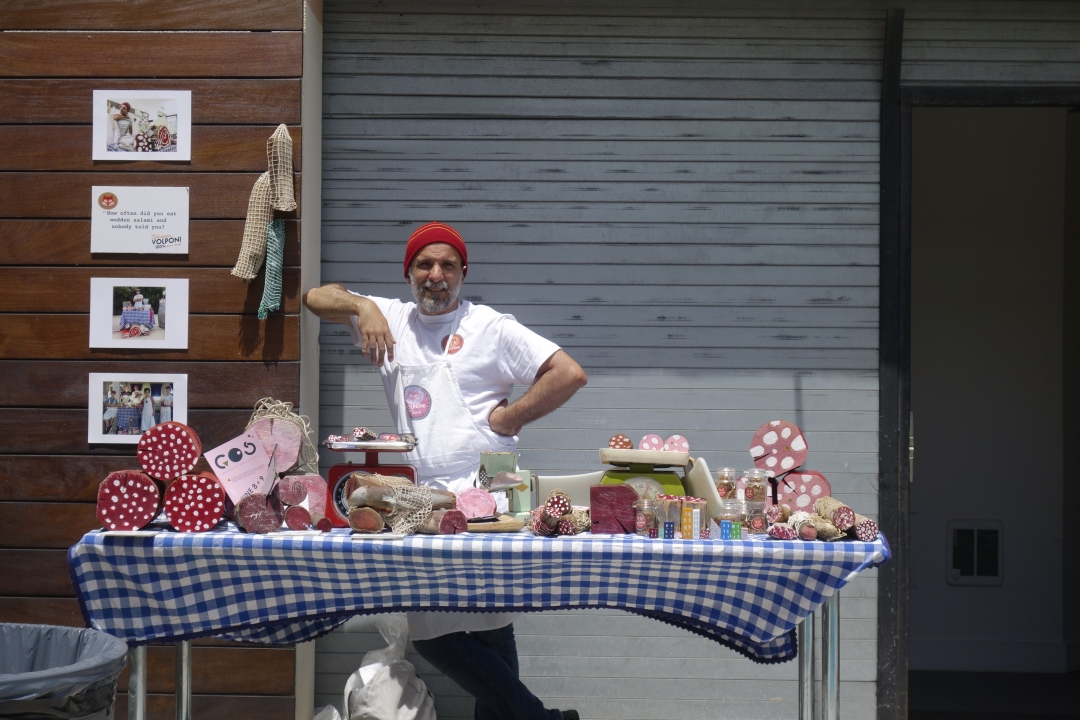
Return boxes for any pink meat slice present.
[164,473,226,533]
[457,487,497,519]
[663,435,690,453]
[237,492,283,533]
[290,474,328,516]
[96,471,161,531]
[249,417,303,472]
[776,470,832,513]
[274,476,308,506]
[749,420,808,474]
[137,421,202,481]
[639,434,664,451]
[284,505,312,530]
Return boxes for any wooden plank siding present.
[315,1,1080,719]
[0,2,307,718]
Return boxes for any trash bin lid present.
[0,624,128,702]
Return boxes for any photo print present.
[92,90,192,161]
[87,373,188,445]
[89,277,189,349]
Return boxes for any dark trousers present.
[412,623,562,720]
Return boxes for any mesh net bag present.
[246,397,319,473]
[232,171,272,281]
[387,484,434,535]
[258,218,285,319]
[268,124,296,212]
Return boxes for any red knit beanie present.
[403,222,468,279]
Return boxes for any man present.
[304,222,587,720]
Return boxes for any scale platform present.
[323,439,417,527]
[597,448,689,499]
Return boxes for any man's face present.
[409,243,464,315]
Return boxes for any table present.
[69,528,889,720]
[119,308,154,330]
[114,408,142,434]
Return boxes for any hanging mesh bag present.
[232,171,272,281]
[267,124,296,212]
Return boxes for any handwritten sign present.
[204,431,276,505]
[91,186,189,254]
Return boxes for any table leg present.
[797,615,815,720]
[822,593,840,720]
[128,646,147,720]
[175,640,192,720]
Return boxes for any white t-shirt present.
[348,294,560,640]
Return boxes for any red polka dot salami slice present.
[749,420,807,474]
[608,434,633,449]
[137,422,202,481]
[96,471,161,531]
[775,470,832,513]
[163,473,226,533]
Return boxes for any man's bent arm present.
[302,283,395,365]
[488,350,587,436]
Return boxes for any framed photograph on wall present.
[88,373,188,445]
[92,90,192,161]
[88,277,189,349]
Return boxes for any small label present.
[751,516,765,530]
[635,512,647,530]
[745,486,756,500]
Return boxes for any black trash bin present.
[0,624,128,720]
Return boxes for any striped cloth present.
[69,528,889,663]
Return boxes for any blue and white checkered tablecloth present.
[119,309,154,329]
[68,528,889,663]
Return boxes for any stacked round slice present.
[608,434,633,449]
[96,471,162,531]
[749,420,808,474]
[137,422,202,481]
[164,473,227,533]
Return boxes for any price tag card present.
[204,431,275,505]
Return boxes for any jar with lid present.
[715,467,738,501]
[743,469,769,534]
[633,499,657,537]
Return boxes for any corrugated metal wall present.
[315,2,1080,718]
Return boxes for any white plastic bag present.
[344,614,436,720]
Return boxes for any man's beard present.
[410,275,460,314]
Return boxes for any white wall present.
[909,107,1067,672]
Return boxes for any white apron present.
[140,396,155,431]
[160,396,172,423]
[385,307,512,493]
[384,306,517,639]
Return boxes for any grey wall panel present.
[318,1,1078,717]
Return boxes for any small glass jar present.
[745,506,768,534]
[633,499,657,537]
[715,467,738,501]
[743,469,770,507]
[718,499,744,524]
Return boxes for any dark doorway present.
[907,106,1078,718]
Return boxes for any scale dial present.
[623,476,665,500]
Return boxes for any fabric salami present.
[417,509,468,535]
[607,434,633,449]
[776,470,832,512]
[749,420,808,474]
[284,505,312,530]
[309,512,333,532]
[457,488,497,519]
[274,476,308,506]
[557,518,576,536]
[814,497,856,532]
[136,422,202,481]
[589,484,638,534]
[663,435,690,453]
[163,473,226,533]
[348,506,385,533]
[768,523,798,540]
[249,416,303,473]
[236,492,283,534]
[291,475,328,516]
[96,471,161,531]
[850,513,879,541]
[639,434,664,451]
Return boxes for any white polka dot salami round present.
[96,471,161,531]
[776,470,832,512]
[137,422,203,481]
[639,434,664,451]
[663,435,690,453]
[749,420,807,474]
[164,473,226,533]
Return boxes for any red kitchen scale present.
[323,438,417,527]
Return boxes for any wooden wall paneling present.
[0,79,302,125]
[0,549,73,595]
[0,597,84,626]
[0,315,300,361]
[0,408,255,454]
[0,219,301,267]
[2,0,303,31]
[0,503,100,548]
[0,126,302,172]
[0,361,300,408]
[114,694,294,720]
[0,456,136,502]
[0,173,300,219]
[115,646,296,695]
[0,268,301,314]
[0,33,304,78]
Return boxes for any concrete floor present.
[909,671,1080,718]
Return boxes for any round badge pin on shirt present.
[441,334,464,354]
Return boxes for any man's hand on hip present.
[487,399,522,437]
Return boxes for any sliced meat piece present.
[814,497,856,532]
[248,417,303,473]
[96,471,161,531]
[457,487,497,520]
[348,506,385,533]
[236,492,283,534]
[164,473,226,533]
[417,509,468,535]
[289,474,327,516]
[749,420,807,474]
[589,484,638,534]
[776,470,832,513]
[274,476,308,506]
[309,512,333,532]
[849,513,879,541]
[284,505,312,530]
[137,421,202,481]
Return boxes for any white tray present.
[325,441,416,453]
[598,447,690,467]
